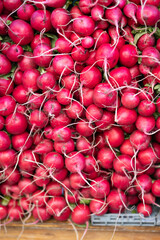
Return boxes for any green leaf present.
[44,33,58,39]
[131,209,137,214]
[22,45,32,52]
[80,198,91,205]
[0,36,2,40]
[6,20,12,25]
[1,196,10,206]
[138,57,142,64]
[154,84,160,90]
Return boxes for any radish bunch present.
[0,0,160,229]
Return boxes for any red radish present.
[109,67,132,87]
[123,3,137,23]
[46,0,67,8]
[65,152,85,173]
[51,8,71,30]
[18,178,38,195]
[113,154,132,176]
[34,139,54,155]
[33,43,53,68]
[71,204,90,224]
[93,83,117,108]
[33,207,51,222]
[31,190,48,207]
[29,110,48,129]
[0,205,8,220]
[93,29,110,48]
[137,33,155,51]
[136,115,155,133]
[5,112,28,135]
[152,179,160,197]
[62,74,79,91]
[91,5,104,22]
[134,174,152,193]
[43,152,64,170]
[111,172,130,191]
[12,132,33,151]
[130,130,151,151]
[54,139,75,154]
[56,88,72,106]
[76,119,94,137]
[50,111,71,128]
[71,45,89,62]
[46,182,63,196]
[8,206,23,221]
[5,167,20,185]
[8,20,34,45]
[30,10,51,32]
[120,139,134,157]
[6,44,23,62]
[70,5,82,18]
[17,4,35,21]
[116,107,137,125]
[107,189,127,211]
[96,43,119,69]
[89,199,108,216]
[83,155,97,173]
[0,149,17,168]
[43,99,61,118]
[137,203,152,217]
[80,87,94,107]
[52,55,74,76]
[18,52,37,71]
[95,111,114,130]
[81,36,94,49]
[19,150,40,173]
[76,137,94,155]
[73,15,95,37]
[80,66,102,88]
[138,100,156,117]
[34,166,50,187]
[127,195,139,206]
[65,101,83,119]
[0,95,16,116]
[121,92,140,109]
[0,54,12,75]
[37,72,56,91]
[47,196,67,215]
[3,0,22,12]
[97,147,114,169]
[119,44,138,67]
[138,147,157,166]
[22,69,40,92]
[142,47,160,68]
[103,126,124,148]
[90,177,110,199]
[31,34,51,50]
[136,5,159,26]
[69,172,86,189]
[52,127,71,142]
[14,70,23,85]
[0,116,4,130]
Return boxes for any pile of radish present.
[0,0,160,231]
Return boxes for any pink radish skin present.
[12,132,33,151]
[80,66,102,89]
[0,54,12,75]
[109,66,132,87]
[34,139,54,155]
[136,115,155,133]
[152,180,160,197]
[22,69,40,92]
[134,174,152,193]
[103,126,124,148]
[17,4,35,21]
[120,139,134,157]
[43,152,64,170]
[93,29,110,48]
[33,207,51,221]
[116,107,137,125]
[119,44,138,67]
[65,152,85,173]
[76,137,94,155]
[19,150,40,173]
[95,111,114,131]
[33,43,53,68]
[69,172,86,190]
[76,119,94,137]
[107,189,127,211]
[0,116,4,130]
[0,149,17,168]
[51,8,71,30]
[112,172,130,191]
[18,178,38,195]
[0,205,8,220]
[138,147,157,166]
[113,155,132,176]
[83,155,97,173]
[18,52,37,71]
[54,139,75,154]
[5,112,28,135]
[30,10,51,32]
[121,92,140,109]
[73,15,95,37]
[136,5,159,26]
[137,33,155,51]
[97,147,115,169]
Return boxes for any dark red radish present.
[43,152,64,170]
[137,33,155,51]
[22,69,40,92]
[127,195,139,206]
[56,88,72,106]
[46,0,67,8]
[116,107,137,125]
[107,189,127,210]
[103,126,124,148]
[34,139,54,155]
[83,155,97,173]
[79,87,94,107]
[50,111,71,128]
[5,112,28,135]
[76,137,94,155]
[111,172,130,191]
[4,167,20,185]
[12,132,33,151]
[43,99,61,118]
[93,83,117,108]
[62,74,79,91]
[3,0,22,12]
[109,66,132,87]
[96,43,119,69]
[71,204,90,224]
[120,139,134,157]
[31,34,51,50]
[0,116,4,130]
[92,29,110,48]
[130,130,151,151]
[89,199,108,216]
[34,166,50,187]
[0,131,11,151]
[8,20,34,45]
[152,179,160,197]
[65,152,85,173]
[137,203,152,217]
